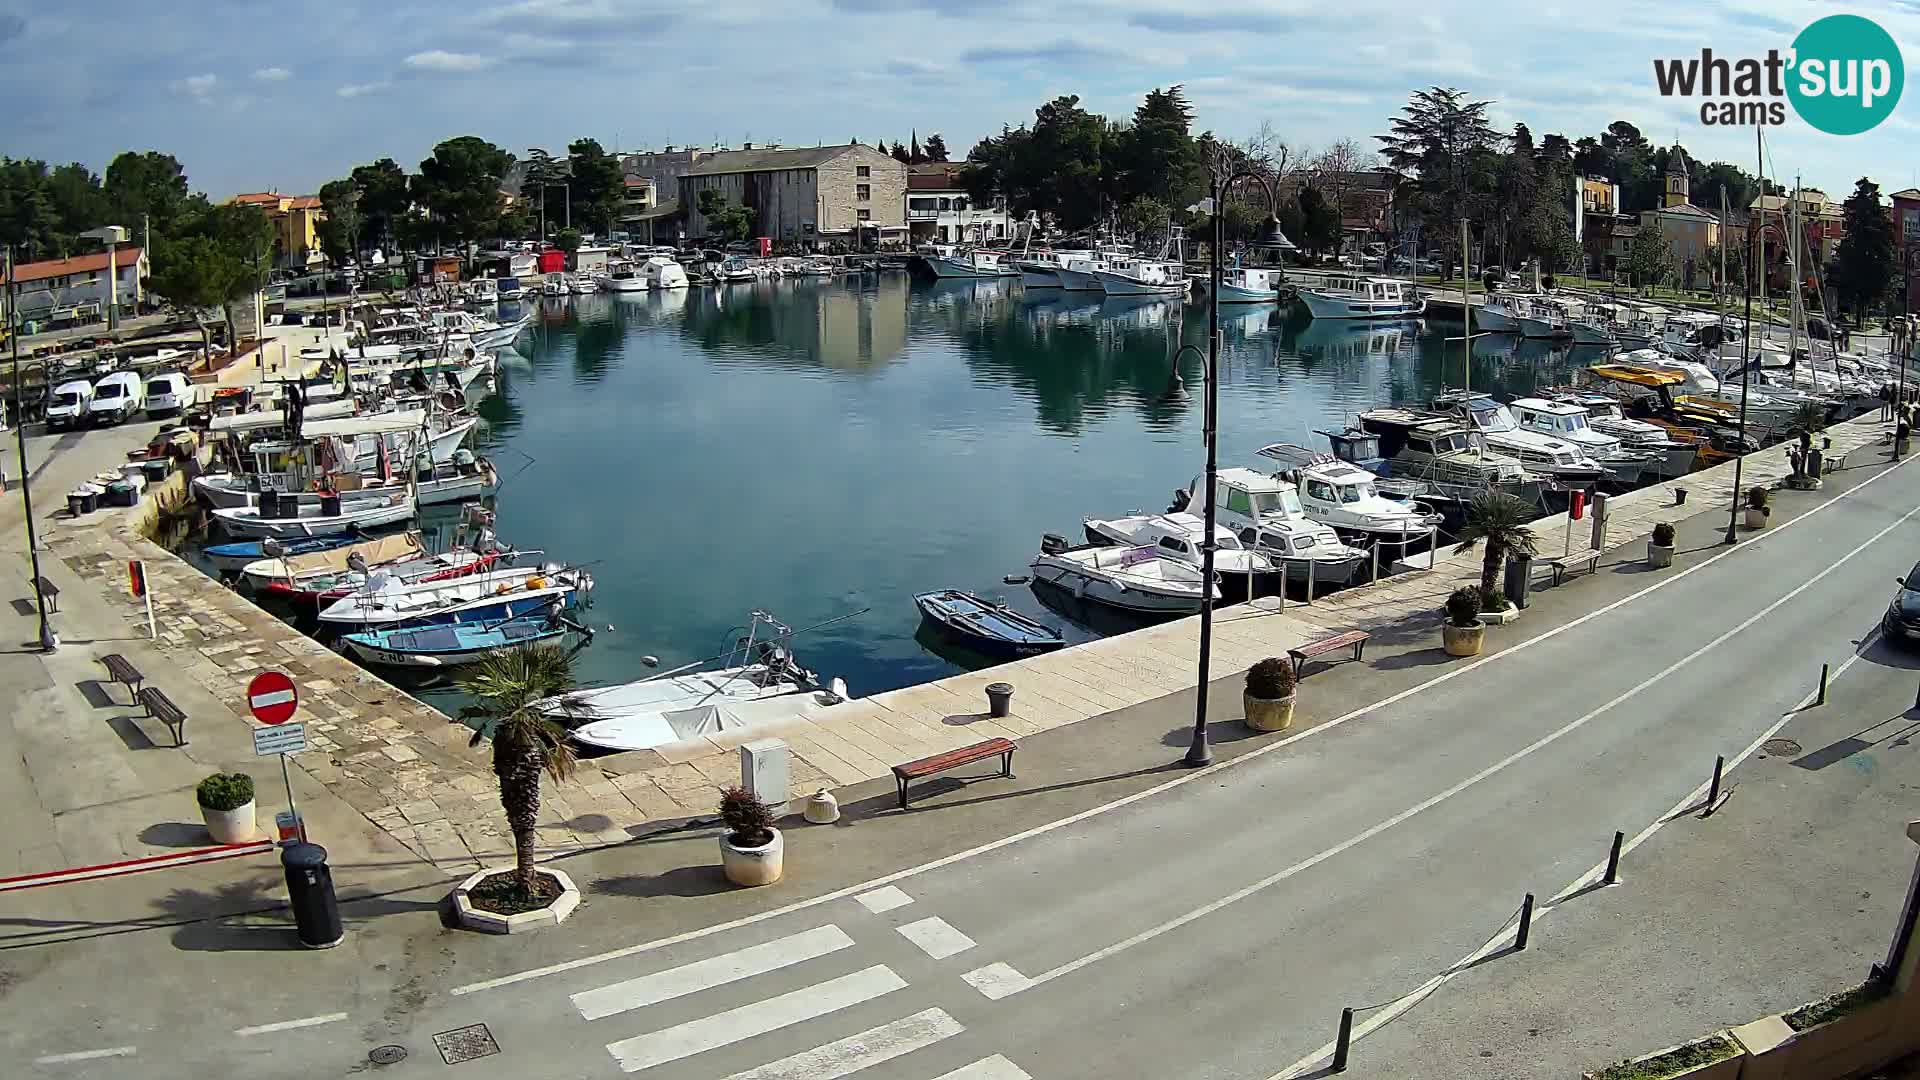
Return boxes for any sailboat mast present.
[1461,218,1472,396]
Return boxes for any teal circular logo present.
[1788,14,1903,135]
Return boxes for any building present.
[1635,149,1720,281]
[679,143,908,250]
[5,247,147,330]
[905,164,1011,246]
[621,176,656,223]
[1750,188,1846,275]
[622,146,709,194]
[231,192,326,270]
[1891,189,1920,313]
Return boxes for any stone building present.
[1637,148,1720,274]
[679,143,907,250]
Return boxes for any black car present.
[1882,562,1920,641]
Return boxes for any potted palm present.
[1647,521,1676,568]
[1454,491,1539,620]
[197,772,257,843]
[1443,587,1485,657]
[719,786,784,887]
[1243,657,1297,732]
[1744,485,1770,530]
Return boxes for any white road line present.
[854,885,914,914]
[897,916,977,960]
[450,451,1914,998]
[605,964,907,1073]
[961,963,1032,1001]
[33,1047,137,1064]
[933,1055,1035,1080]
[574,925,856,1021]
[233,1012,349,1037]
[721,1007,963,1080]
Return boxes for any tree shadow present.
[1369,648,1453,671]
[567,813,615,833]
[1159,722,1261,748]
[589,865,731,899]
[154,877,297,953]
[138,822,210,848]
[839,761,1182,819]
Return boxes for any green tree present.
[1454,491,1539,600]
[47,163,107,249]
[890,141,911,164]
[696,189,753,242]
[523,147,567,237]
[316,179,362,266]
[0,159,57,259]
[1115,86,1203,209]
[457,644,593,895]
[1627,222,1673,290]
[350,157,411,253]
[1376,86,1501,240]
[923,133,949,163]
[566,138,623,236]
[141,233,228,355]
[553,228,582,257]
[1017,96,1109,231]
[1116,195,1170,245]
[103,150,193,234]
[193,202,275,341]
[1296,185,1340,256]
[414,136,514,260]
[1833,177,1896,316]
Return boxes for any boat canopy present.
[209,398,357,433]
[278,533,422,576]
[301,409,428,439]
[1587,364,1688,387]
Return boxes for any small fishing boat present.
[1029,534,1218,614]
[1082,512,1285,601]
[247,540,502,606]
[340,609,588,668]
[202,534,359,573]
[317,564,590,627]
[913,590,1065,659]
[211,490,415,539]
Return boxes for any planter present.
[1478,606,1520,626]
[1243,691,1296,732]
[803,789,841,824]
[1442,622,1484,657]
[1646,542,1675,569]
[201,799,257,844]
[721,827,784,887]
[1583,1033,1742,1080]
[450,867,581,934]
[1744,507,1769,530]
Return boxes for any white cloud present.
[172,73,218,100]
[251,66,291,82]
[336,80,392,99]
[404,49,492,72]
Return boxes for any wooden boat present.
[316,565,590,628]
[211,490,415,539]
[203,534,358,573]
[914,590,1065,659]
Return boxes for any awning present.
[208,398,356,433]
[300,409,427,439]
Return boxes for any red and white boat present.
[240,533,507,606]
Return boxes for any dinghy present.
[914,590,1065,659]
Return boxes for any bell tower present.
[1664,146,1690,208]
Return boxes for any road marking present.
[721,1007,962,1080]
[897,916,976,960]
[574,925,855,1021]
[604,964,907,1073]
[33,1047,137,1064]
[854,885,914,914]
[961,962,1032,1000]
[934,1056,1035,1080]
[451,449,1913,997]
[233,1012,349,1037]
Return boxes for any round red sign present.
[247,670,299,725]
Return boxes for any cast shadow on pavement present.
[1369,648,1452,672]
[838,760,1185,819]
[589,865,731,900]
[1159,722,1262,748]
[139,822,212,847]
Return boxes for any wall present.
[13,252,148,323]
[682,168,819,242]
[815,146,905,237]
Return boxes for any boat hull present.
[1214,283,1280,303]
[342,625,568,668]
[1517,315,1569,339]
[913,591,1065,659]
[926,257,1000,279]
[213,500,414,539]
[1297,289,1426,320]
[1019,269,1061,288]
[1475,307,1521,333]
[1027,559,1209,614]
[1054,267,1105,291]
[1095,271,1186,296]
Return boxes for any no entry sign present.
[247,671,299,725]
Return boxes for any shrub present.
[1783,981,1887,1030]
[196,772,255,811]
[1479,587,1510,612]
[719,786,776,846]
[1445,586,1482,627]
[1746,485,1770,510]
[1651,522,1676,547]
[1245,657,1297,699]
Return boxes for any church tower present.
[1664,146,1690,208]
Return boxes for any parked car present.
[144,371,194,417]
[45,379,94,430]
[88,370,146,425]
[1884,563,1920,643]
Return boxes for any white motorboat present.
[1094,254,1187,296]
[715,257,759,283]
[1082,511,1284,601]
[1029,534,1217,613]
[1516,297,1570,339]
[318,564,590,627]
[1294,272,1425,320]
[211,490,415,539]
[241,535,496,599]
[1170,468,1367,586]
[193,449,497,509]
[1054,253,1112,292]
[1432,391,1609,485]
[1541,390,1699,478]
[1356,409,1550,505]
[1255,444,1444,551]
[569,275,599,294]
[642,255,690,289]
[541,273,570,297]
[1507,397,1663,486]
[1212,265,1285,303]
[1475,290,1531,333]
[928,248,1015,279]
[465,278,499,306]
[598,259,649,292]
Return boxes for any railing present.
[907,209,940,220]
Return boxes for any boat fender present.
[1003,574,1029,585]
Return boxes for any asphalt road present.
[13,451,1920,1079]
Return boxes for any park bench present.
[32,576,59,613]
[138,686,187,747]
[892,738,1016,809]
[1543,549,1602,586]
[97,653,144,703]
[1287,629,1371,676]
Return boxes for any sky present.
[1,0,1916,200]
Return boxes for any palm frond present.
[1453,491,1538,555]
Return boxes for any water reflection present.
[679,278,909,371]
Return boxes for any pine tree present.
[1833,177,1896,317]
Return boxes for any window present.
[856,165,870,178]
[1306,479,1336,502]
[1157,536,1189,555]
[856,184,870,201]
[1225,487,1252,514]
[857,209,872,221]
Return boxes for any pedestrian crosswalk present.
[575,926,857,1021]
[606,965,908,1073]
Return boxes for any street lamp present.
[81,225,130,332]
[1183,169,1296,768]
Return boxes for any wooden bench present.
[32,575,59,613]
[137,686,187,747]
[98,653,144,703]
[893,738,1015,809]
[1543,549,1602,586]
[1288,629,1371,676]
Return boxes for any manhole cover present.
[432,1024,500,1065]
[1762,738,1803,757]
[368,1045,407,1066]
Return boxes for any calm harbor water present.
[433,274,1606,706]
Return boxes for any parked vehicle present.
[87,371,146,425]
[144,371,194,417]
[45,379,95,430]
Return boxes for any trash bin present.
[985,682,1014,718]
[320,493,342,518]
[77,488,98,514]
[143,459,170,483]
[67,491,87,517]
[257,491,279,519]
[1504,553,1534,610]
[281,842,344,949]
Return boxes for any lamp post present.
[1184,169,1296,768]
[6,249,57,650]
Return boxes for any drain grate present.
[432,1024,500,1065]
[368,1045,408,1066]
[1762,738,1803,757]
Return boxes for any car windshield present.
[95,383,123,399]
[53,392,80,408]
[1906,565,1920,590]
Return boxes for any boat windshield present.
[1214,532,1244,551]
[1474,406,1515,432]
[1337,483,1369,504]
[1250,489,1304,516]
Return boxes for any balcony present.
[908,208,939,220]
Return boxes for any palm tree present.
[1454,491,1540,598]
[458,644,594,894]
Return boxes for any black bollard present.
[1603,831,1624,886]
[282,842,344,949]
[1331,1007,1355,1073]
[1515,893,1535,950]
[1705,755,1725,814]
[1817,663,1829,706]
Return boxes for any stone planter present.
[1581,1033,1742,1080]
[1243,691,1296,732]
[201,799,257,844]
[721,828,784,887]
[1646,542,1675,569]
[1477,606,1520,626]
[1443,622,1484,657]
[1744,506,1769,530]
[450,867,581,934]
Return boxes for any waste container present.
[67,491,87,517]
[1504,552,1534,610]
[77,488,98,514]
[257,491,279,519]
[281,842,343,949]
[985,682,1014,718]
[320,493,342,518]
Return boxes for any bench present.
[1288,629,1371,676]
[137,686,187,747]
[97,653,144,703]
[1543,549,1602,586]
[32,576,59,613]
[893,738,1016,809]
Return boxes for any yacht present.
[1029,534,1218,614]
[1507,397,1664,487]
[1168,467,1367,586]
[1356,409,1549,505]
[597,258,649,292]
[1082,511,1284,601]
[1254,444,1445,552]
[1539,389,1699,478]
[641,255,690,290]
[464,277,499,306]
[1294,272,1425,320]
[1430,390,1609,485]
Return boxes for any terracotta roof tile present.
[10,247,145,285]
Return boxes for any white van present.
[144,371,194,417]
[88,371,146,426]
[46,380,94,430]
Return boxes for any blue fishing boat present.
[202,534,359,573]
[914,590,1065,659]
[339,612,588,669]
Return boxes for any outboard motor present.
[1167,488,1191,513]
[1039,533,1070,556]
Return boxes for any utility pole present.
[7,249,57,650]
[1725,125,1760,545]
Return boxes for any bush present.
[1445,586,1482,627]
[1245,657,1296,699]
[1651,522,1676,547]
[1479,587,1510,613]
[1783,981,1887,1030]
[1746,485,1770,510]
[719,786,775,846]
[196,772,254,811]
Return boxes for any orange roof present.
[287,195,322,211]
[231,191,286,206]
[11,247,145,285]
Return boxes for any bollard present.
[1675,486,1688,506]
[1603,830,1624,885]
[1705,755,1725,813]
[1306,558,1317,605]
[1912,676,1920,713]
[1331,1007,1355,1073]
[1817,663,1830,707]
[1371,542,1380,584]
[1515,892,1535,950]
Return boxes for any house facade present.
[5,247,147,330]
[621,147,709,194]
[906,164,1012,245]
[1892,190,1920,314]
[679,143,907,250]
[1636,150,1719,282]
[232,192,326,269]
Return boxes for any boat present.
[1539,389,1700,478]
[1254,443,1445,553]
[340,608,587,669]
[1029,534,1218,614]
[1168,469,1367,587]
[569,275,599,294]
[1578,366,1754,467]
[495,278,527,302]
[641,255,690,290]
[211,490,415,539]
[1093,254,1187,296]
[193,449,497,509]
[1474,290,1531,333]
[1516,296,1570,339]
[238,532,425,595]
[1211,265,1285,303]
[202,534,359,574]
[317,564,590,628]
[913,590,1066,658]
[1430,390,1609,485]
[465,278,499,306]
[927,248,1016,279]
[1054,253,1113,292]
[1507,396,1664,487]
[1293,271,1425,320]
[598,258,649,292]
[246,536,503,606]
[1082,511,1285,601]
[541,273,570,297]
[715,257,759,283]
[1355,409,1550,505]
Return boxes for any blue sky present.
[1,0,1915,200]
